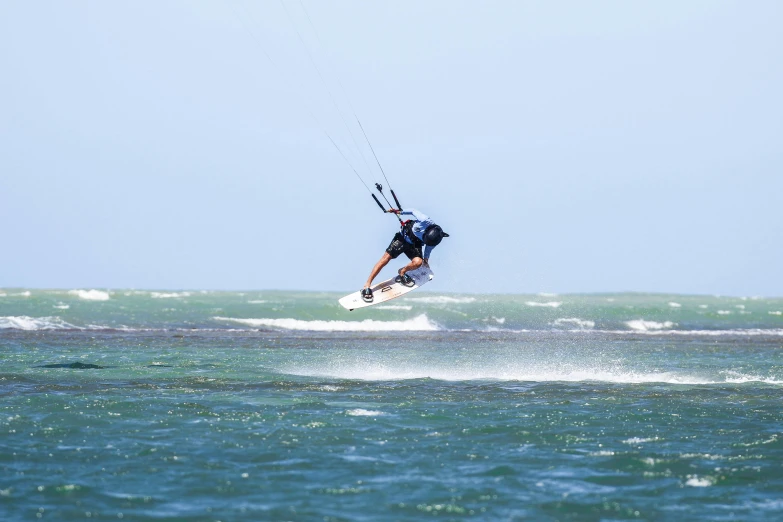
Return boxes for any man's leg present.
[398,257,423,277]
[364,252,393,289]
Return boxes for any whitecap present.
[150,292,191,299]
[525,301,562,308]
[769,311,782,316]
[625,320,674,331]
[611,328,783,338]
[404,296,477,304]
[0,316,77,330]
[346,409,385,416]
[553,318,595,330]
[622,437,660,445]
[214,314,439,332]
[668,302,682,308]
[284,363,713,384]
[375,305,413,311]
[53,304,70,310]
[721,371,783,385]
[68,289,110,301]
[685,476,714,487]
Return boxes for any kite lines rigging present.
[228,0,403,220]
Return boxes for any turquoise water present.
[2,289,783,520]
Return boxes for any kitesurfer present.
[361,208,449,303]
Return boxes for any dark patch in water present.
[37,362,106,369]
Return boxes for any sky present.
[1,1,781,296]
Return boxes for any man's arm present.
[399,208,427,221]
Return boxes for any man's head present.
[422,225,449,247]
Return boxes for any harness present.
[401,220,422,246]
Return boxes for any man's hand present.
[387,208,401,214]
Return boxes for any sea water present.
[1,290,782,520]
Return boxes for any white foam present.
[375,305,413,311]
[0,316,77,330]
[285,362,716,384]
[626,320,675,331]
[679,453,727,461]
[68,289,110,301]
[611,328,783,337]
[53,304,70,310]
[537,292,559,297]
[404,296,477,304]
[247,300,268,304]
[346,409,385,416]
[525,301,562,308]
[721,371,783,385]
[150,292,191,299]
[668,302,682,308]
[622,437,660,444]
[769,311,782,316]
[717,310,732,315]
[685,476,714,487]
[553,318,595,330]
[215,314,439,332]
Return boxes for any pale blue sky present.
[1,1,781,295]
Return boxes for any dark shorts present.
[385,233,423,260]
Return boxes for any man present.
[361,208,449,302]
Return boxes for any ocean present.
[2,289,782,520]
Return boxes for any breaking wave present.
[68,289,110,301]
[150,292,192,299]
[553,318,595,330]
[0,316,77,330]
[1,291,31,297]
[214,314,439,332]
[615,328,783,337]
[626,320,675,331]
[404,296,477,304]
[525,301,562,308]
[281,362,783,385]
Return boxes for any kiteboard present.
[339,265,434,311]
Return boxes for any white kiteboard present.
[339,265,434,311]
